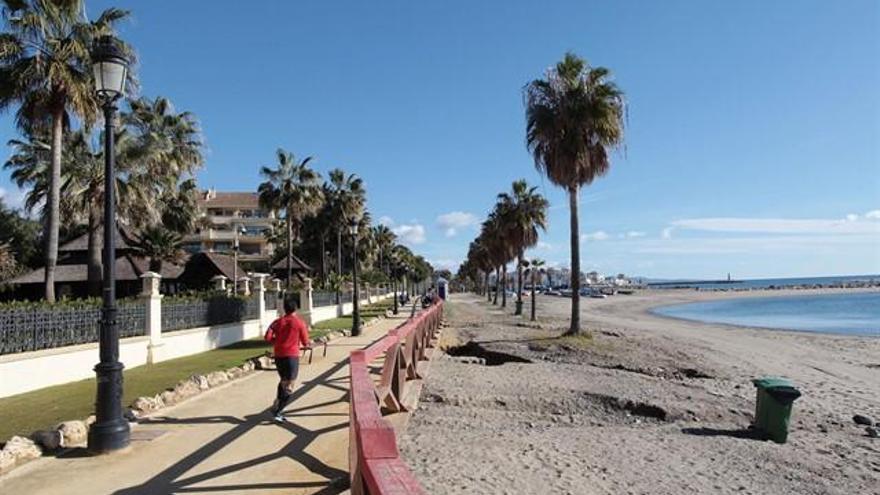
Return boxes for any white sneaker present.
[273,414,286,423]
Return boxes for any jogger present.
[264,295,311,422]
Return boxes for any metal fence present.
[162,294,260,333]
[265,291,278,311]
[0,302,146,356]
[312,291,337,308]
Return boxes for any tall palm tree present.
[524,52,625,335]
[325,168,365,302]
[258,149,324,285]
[372,224,396,273]
[121,96,203,188]
[497,179,548,315]
[160,178,199,235]
[0,1,134,302]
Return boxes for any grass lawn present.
[0,338,276,443]
[312,298,394,332]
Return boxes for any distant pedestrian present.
[264,295,311,422]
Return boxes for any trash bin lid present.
[752,377,795,390]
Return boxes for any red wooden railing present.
[349,301,443,495]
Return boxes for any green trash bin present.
[752,377,801,443]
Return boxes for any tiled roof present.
[8,254,185,284]
[271,254,311,272]
[202,252,250,281]
[58,225,137,252]
[198,191,261,209]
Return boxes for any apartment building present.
[183,189,275,262]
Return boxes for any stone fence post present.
[237,277,251,297]
[141,272,163,364]
[253,273,269,324]
[365,282,372,304]
[212,275,228,294]
[299,278,314,325]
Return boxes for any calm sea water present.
[653,291,880,337]
[649,274,880,290]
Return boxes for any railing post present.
[299,277,314,325]
[141,272,163,364]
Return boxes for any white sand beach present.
[399,290,880,495]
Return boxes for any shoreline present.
[641,287,880,338]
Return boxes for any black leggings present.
[274,356,299,414]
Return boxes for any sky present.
[0,0,878,279]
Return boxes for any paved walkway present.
[0,313,412,495]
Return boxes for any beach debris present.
[445,342,532,366]
[866,427,879,438]
[852,414,874,426]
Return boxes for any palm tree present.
[373,224,396,276]
[132,225,184,273]
[523,258,545,321]
[160,178,200,235]
[0,1,133,302]
[325,168,365,302]
[121,96,203,188]
[497,180,548,315]
[258,149,324,285]
[524,52,625,335]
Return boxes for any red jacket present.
[264,312,310,358]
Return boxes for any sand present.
[398,290,880,495]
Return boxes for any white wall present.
[0,292,392,399]
[0,336,150,398]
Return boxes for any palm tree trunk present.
[530,270,536,321]
[286,214,293,288]
[517,254,524,303]
[319,235,326,287]
[567,185,582,335]
[44,107,64,303]
[87,207,102,297]
[335,229,342,304]
[501,264,507,308]
[484,271,489,298]
[493,267,499,304]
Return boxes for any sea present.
[646,274,880,290]
[652,290,880,337]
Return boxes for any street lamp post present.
[88,35,130,454]
[391,255,399,315]
[349,218,361,336]
[233,224,245,294]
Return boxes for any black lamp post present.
[391,254,399,315]
[88,35,130,454]
[349,218,361,336]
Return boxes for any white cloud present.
[661,227,674,239]
[537,241,553,250]
[845,213,859,222]
[582,230,609,242]
[624,231,646,239]
[429,258,459,271]
[377,216,395,227]
[436,211,478,237]
[669,216,880,235]
[392,224,426,245]
[0,186,26,210]
[866,210,880,220]
[635,234,879,255]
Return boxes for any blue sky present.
[1,0,878,279]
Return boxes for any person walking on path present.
[264,295,311,422]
